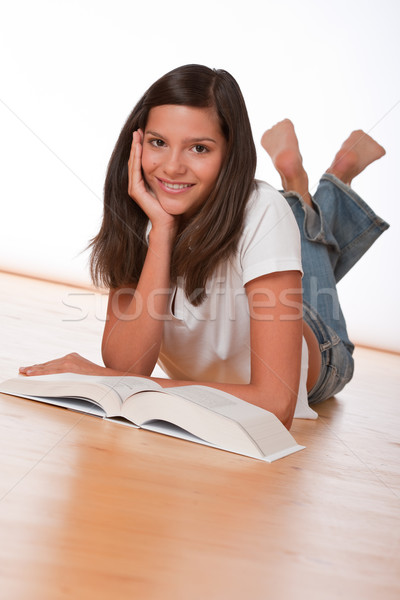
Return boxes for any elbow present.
[256,387,296,430]
[282,412,294,431]
[101,346,115,370]
[101,343,125,372]
[274,403,295,430]
[102,346,154,377]
[277,392,296,430]
[101,342,128,373]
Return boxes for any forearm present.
[102,228,175,374]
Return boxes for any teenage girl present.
[19,64,389,429]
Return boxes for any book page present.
[94,375,163,402]
[20,394,107,416]
[167,385,237,410]
[166,385,302,457]
[0,373,163,417]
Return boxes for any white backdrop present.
[1,0,399,351]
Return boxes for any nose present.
[163,149,187,178]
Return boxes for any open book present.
[0,373,305,462]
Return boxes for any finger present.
[127,132,136,173]
[20,356,64,371]
[132,131,143,180]
[19,361,51,373]
[128,131,140,166]
[19,360,65,375]
[19,364,55,376]
[128,131,144,194]
[19,353,79,376]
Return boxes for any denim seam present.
[338,220,387,258]
[303,304,341,347]
[284,192,328,243]
[320,173,386,222]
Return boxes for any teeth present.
[163,181,192,190]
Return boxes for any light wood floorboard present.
[0,272,399,599]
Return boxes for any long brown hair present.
[90,64,257,304]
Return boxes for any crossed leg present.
[261,120,386,393]
[261,119,385,202]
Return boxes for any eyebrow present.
[145,130,217,144]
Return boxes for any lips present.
[157,178,194,192]
[164,182,192,190]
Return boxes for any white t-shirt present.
[157,180,317,418]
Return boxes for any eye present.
[150,138,166,148]
[192,144,208,154]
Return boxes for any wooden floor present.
[0,271,399,600]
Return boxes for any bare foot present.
[326,130,386,185]
[261,119,312,206]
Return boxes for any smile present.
[164,182,192,190]
[157,178,194,191]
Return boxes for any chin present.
[158,203,184,217]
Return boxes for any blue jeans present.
[283,173,389,403]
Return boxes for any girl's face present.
[141,105,227,220]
